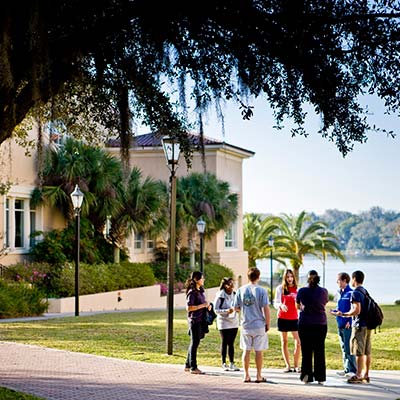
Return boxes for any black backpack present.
[355,287,384,332]
[204,302,217,326]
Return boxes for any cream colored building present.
[0,130,253,280]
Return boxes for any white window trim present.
[3,187,43,254]
[224,221,238,250]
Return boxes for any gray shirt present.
[234,283,269,333]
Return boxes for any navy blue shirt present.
[186,288,206,324]
[336,284,353,329]
[297,286,328,326]
[351,286,367,328]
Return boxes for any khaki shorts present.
[240,328,269,351]
[351,326,372,356]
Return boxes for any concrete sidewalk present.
[0,342,399,400]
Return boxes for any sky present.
[200,96,400,216]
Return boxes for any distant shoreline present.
[345,250,400,257]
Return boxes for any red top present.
[277,286,299,320]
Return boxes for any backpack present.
[355,287,384,331]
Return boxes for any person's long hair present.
[185,271,204,294]
[219,277,233,291]
[282,269,297,295]
[307,270,320,288]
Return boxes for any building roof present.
[107,132,255,158]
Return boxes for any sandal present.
[243,377,251,383]
[347,375,365,384]
[255,377,267,383]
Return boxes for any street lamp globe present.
[70,184,84,211]
[162,136,181,168]
[268,235,274,247]
[196,218,206,235]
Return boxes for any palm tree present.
[31,138,167,263]
[263,211,345,280]
[243,213,280,267]
[176,172,238,269]
[109,167,168,262]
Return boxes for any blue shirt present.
[335,284,353,329]
[351,286,367,328]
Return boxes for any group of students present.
[184,267,373,385]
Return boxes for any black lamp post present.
[162,136,180,355]
[70,184,84,317]
[268,235,274,306]
[196,218,206,273]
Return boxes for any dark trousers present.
[299,324,327,383]
[219,328,238,364]
[185,321,203,370]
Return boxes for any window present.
[134,233,144,250]
[4,195,41,253]
[146,238,154,250]
[14,199,24,248]
[224,222,237,249]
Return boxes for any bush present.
[2,261,156,298]
[150,261,234,292]
[203,263,235,288]
[0,281,48,318]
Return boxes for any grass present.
[0,388,44,400]
[0,303,399,370]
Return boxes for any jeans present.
[185,321,203,370]
[299,324,327,383]
[338,327,357,374]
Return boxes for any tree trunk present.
[113,246,120,264]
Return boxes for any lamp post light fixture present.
[70,184,84,317]
[268,235,274,306]
[162,136,181,355]
[196,218,206,273]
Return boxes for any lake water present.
[257,256,400,305]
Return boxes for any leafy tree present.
[265,211,345,280]
[176,172,238,269]
[347,220,382,252]
[1,1,399,159]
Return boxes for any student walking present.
[214,277,240,371]
[296,270,328,385]
[184,271,211,375]
[330,272,357,377]
[234,267,270,383]
[334,270,373,384]
[274,269,301,373]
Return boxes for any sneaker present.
[318,381,325,385]
[222,363,230,371]
[283,367,292,373]
[302,374,310,384]
[336,371,346,377]
[345,372,356,377]
[230,363,240,371]
[294,367,301,373]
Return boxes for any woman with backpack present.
[184,271,211,375]
[214,277,240,371]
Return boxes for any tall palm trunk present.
[188,231,196,270]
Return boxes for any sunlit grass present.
[0,387,44,400]
[0,304,399,369]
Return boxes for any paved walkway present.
[1,341,399,400]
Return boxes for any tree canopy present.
[1,1,399,159]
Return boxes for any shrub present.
[203,263,235,288]
[0,281,48,318]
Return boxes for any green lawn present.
[0,303,399,370]
[0,388,44,400]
